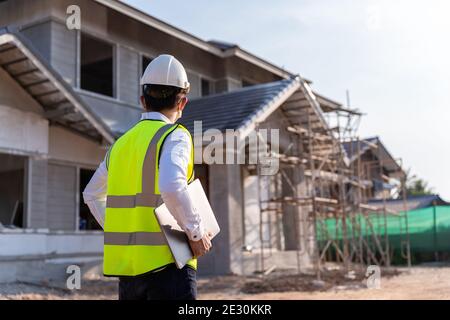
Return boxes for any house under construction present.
[0,0,411,283]
[181,78,413,277]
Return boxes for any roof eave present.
[94,0,294,79]
[236,77,301,139]
[223,47,293,79]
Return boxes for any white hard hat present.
[140,54,190,91]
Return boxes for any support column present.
[281,167,302,250]
[281,166,314,269]
[27,157,48,228]
[199,164,244,275]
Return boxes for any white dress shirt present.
[82,112,205,241]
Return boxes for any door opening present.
[79,168,101,230]
[0,153,26,228]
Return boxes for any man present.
[83,54,212,300]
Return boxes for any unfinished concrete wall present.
[118,45,139,104]
[0,231,103,284]
[46,163,77,230]
[28,158,48,228]
[198,164,244,275]
[214,77,242,94]
[243,173,260,249]
[0,69,48,155]
[47,128,106,230]
[281,167,301,250]
[187,71,201,98]
[0,67,43,115]
[0,0,54,29]
[78,92,141,134]
[222,56,283,88]
[48,126,105,166]
[0,231,102,257]
[50,20,77,85]
[0,105,49,155]
[20,20,52,62]
[243,171,281,250]
[21,19,77,85]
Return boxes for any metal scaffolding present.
[254,76,411,278]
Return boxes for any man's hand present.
[189,232,212,258]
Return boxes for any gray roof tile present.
[179,78,296,133]
[342,137,378,160]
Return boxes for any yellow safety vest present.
[103,119,196,277]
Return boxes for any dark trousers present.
[118,264,197,300]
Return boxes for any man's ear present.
[178,96,188,111]
[140,96,147,110]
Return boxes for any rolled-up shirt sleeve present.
[159,128,204,241]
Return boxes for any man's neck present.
[143,110,177,124]
[160,110,178,123]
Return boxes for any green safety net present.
[317,206,450,252]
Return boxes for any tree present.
[406,178,434,196]
[398,169,434,197]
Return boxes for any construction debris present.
[242,267,400,294]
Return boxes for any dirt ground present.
[1,264,449,300]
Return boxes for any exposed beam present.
[44,106,74,119]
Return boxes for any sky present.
[122,0,450,199]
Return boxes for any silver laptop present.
[155,179,220,269]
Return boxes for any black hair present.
[142,84,186,111]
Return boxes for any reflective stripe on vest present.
[103,120,196,276]
[104,232,167,246]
